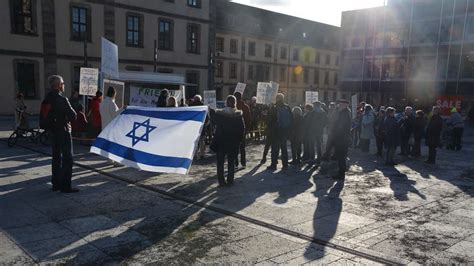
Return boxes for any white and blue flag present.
[90,106,208,174]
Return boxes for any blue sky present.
[231,0,385,26]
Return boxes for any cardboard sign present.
[351,94,358,119]
[79,68,99,96]
[436,96,463,116]
[203,90,217,109]
[101,37,119,79]
[234,82,246,95]
[256,82,273,104]
[103,79,125,108]
[129,87,182,107]
[305,91,319,105]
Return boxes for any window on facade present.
[126,66,144,71]
[10,0,36,34]
[187,24,200,53]
[216,37,224,53]
[187,0,201,8]
[324,71,330,85]
[230,39,238,54]
[324,91,328,102]
[185,72,199,97]
[292,49,299,61]
[334,73,338,85]
[265,44,272,58]
[15,62,37,99]
[157,68,173,73]
[304,50,311,63]
[325,54,331,65]
[216,61,223,77]
[280,47,287,59]
[71,6,90,41]
[280,67,286,82]
[335,56,339,66]
[159,19,173,50]
[304,69,309,83]
[264,66,270,80]
[126,14,142,47]
[229,62,237,79]
[315,52,320,64]
[248,65,254,80]
[314,69,319,84]
[292,70,297,83]
[248,41,256,56]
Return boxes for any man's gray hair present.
[194,94,202,102]
[48,75,63,88]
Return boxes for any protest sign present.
[270,81,279,103]
[203,90,217,109]
[79,68,99,96]
[234,82,246,95]
[101,37,119,79]
[351,94,358,119]
[256,82,272,104]
[305,91,319,105]
[129,87,181,107]
[103,79,125,108]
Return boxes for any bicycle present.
[7,110,49,147]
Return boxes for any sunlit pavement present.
[1,117,473,264]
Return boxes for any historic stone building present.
[0,0,211,115]
[212,1,341,105]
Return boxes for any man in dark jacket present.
[426,106,443,164]
[45,75,78,193]
[213,95,245,186]
[332,99,352,179]
[268,93,293,171]
[312,101,327,164]
[234,92,251,168]
[384,107,401,165]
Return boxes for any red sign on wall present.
[436,96,463,116]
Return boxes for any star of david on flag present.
[90,106,208,174]
[125,119,157,146]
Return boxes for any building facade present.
[212,1,340,106]
[341,0,474,108]
[0,0,210,115]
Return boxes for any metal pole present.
[444,0,457,96]
[456,0,470,95]
[434,0,445,100]
[404,0,415,102]
[378,1,387,102]
[154,39,157,73]
[83,30,88,112]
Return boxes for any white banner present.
[129,87,182,107]
[351,94,358,119]
[256,82,279,104]
[234,82,246,95]
[305,91,319,105]
[203,90,217,109]
[270,81,279,104]
[101,37,119,79]
[79,68,99,96]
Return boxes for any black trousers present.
[428,145,437,163]
[262,136,272,161]
[323,134,335,159]
[51,131,73,190]
[235,136,246,166]
[303,138,315,161]
[412,137,422,157]
[360,139,370,152]
[376,136,384,155]
[400,136,411,155]
[217,148,238,185]
[291,140,302,162]
[271,131,289,168]
[335,144,349,176]
[315,135,323,162]
[453,128,464,150]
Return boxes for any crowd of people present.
[14,77,470,191]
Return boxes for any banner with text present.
[234,82,246,95]
[305,91,319,105]
[436,96,463,116]
[203,90,217,109]
[79,68,99,96]
[129,87,182,107]
[101,37,119,79]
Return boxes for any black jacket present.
[333,108,352,147]
[213,107,245,151]
[45,90,77,132]
[426,114,443,147]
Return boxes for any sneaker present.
[267,165,277,171]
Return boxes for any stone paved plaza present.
[1,118,474,265]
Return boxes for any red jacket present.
[237,100,251,130]
[89,97,102,128]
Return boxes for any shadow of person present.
[304,178,345,260]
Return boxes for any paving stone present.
[59,215,121,234]
[5,222,73,244]
[78,225,148,250]
[0,232,34,265]
[446,241,474,258]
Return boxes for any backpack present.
[277,106,292,129]
[39,96,55,130]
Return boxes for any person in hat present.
[447,107,464,151]
[332,99,352,179]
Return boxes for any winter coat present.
[237,100,252,130]
[374,115,386,139]
[290,115,305,142]
[426,114,443,147]
[213,107,245,151]
[413,117,426,140]
[44,90,77,132]
[312,108,327,137]
[99,97,120,130]
[383,116,401,148]
[360,111,375,140]
[448,112,464,128]
[400,114,415,138]
[333,108,352,148]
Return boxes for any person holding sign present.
[100,86,122,130]
[234,92,251,168]
[267,93,293,171]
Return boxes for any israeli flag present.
[90,106,208,174]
